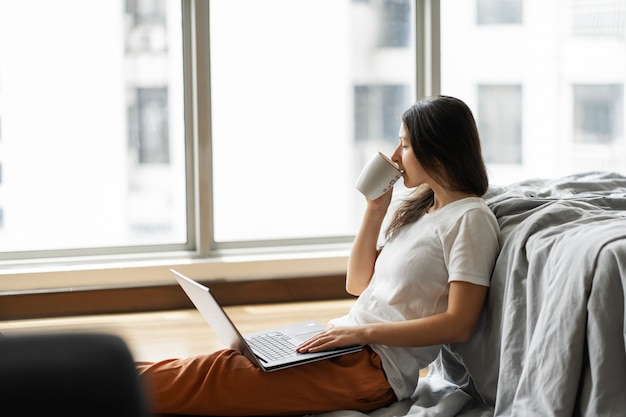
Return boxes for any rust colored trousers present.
[137,347,396,416]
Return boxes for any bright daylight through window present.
[0,0,416,259]
[441,0,626,185]
[2,0,625,265]
[0,1,186,256]
[210,0,415,243]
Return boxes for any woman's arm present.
[298,281,488,352]
[345,193,392,296]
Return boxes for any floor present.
[0,299,357,362]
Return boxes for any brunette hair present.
[386,95,488,238]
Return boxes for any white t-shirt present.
[330,197,500,400]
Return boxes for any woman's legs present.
[137,347,396,416]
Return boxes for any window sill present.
[0,244,350,294]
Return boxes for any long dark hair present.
[386,95,488,238]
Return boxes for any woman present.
[138,95,500,416]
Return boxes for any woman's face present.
[391,122,431,189]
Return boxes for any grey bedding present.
[311,171,626,417]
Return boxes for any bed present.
[310,171,626,417]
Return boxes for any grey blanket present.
[312,171,626,417]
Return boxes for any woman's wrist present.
[364,205,388,224]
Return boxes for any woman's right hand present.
[365,187,393,215]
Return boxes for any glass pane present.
[210,0,416,243]
[0,0,186,253]
[478,84,522,164]
[441,0,626,185]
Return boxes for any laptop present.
[171,269,362,372]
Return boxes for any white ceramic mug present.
[356,152,403,200]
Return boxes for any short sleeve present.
[444,207,500,286]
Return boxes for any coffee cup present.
[356,152,403,200]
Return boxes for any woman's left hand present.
[296,325,365,353]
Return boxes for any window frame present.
[0,0,440,293]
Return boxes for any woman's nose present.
[391,145,401,164]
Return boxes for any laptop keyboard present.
[246,331,300,361]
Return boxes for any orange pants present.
[137,347,396,416]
